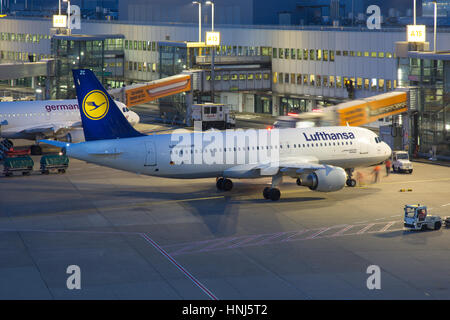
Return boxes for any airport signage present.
[205,31,220,46]
[53,15,67,28]
[407,25,426,42]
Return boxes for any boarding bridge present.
[0,59,55,81]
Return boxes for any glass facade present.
[51,35,124,99]
[408,55,450,160]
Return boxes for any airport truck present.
[191,104,236,130]
[3,155,34,176]
[403,204,449,231]
[40,154,69,174]
[392,151,413,173]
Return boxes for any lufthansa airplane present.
[0,98,140,154]
[42,69,391,201]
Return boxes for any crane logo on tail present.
[82,90,109,120]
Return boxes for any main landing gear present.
[263,172,282,201]
[345,168,356,187]
[216,177,233,191]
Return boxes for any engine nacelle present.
[299,166,346,192]
[60,129,86,143]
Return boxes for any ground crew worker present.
[385,159,391,176]
[372,165,381,183]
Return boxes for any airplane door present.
[145,142,157,166]
[359,140,368,154]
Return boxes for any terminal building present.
[0,16,449,159]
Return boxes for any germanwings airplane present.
[42,69,391,201]
[0,98,140,154]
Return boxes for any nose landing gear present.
[345,168,356,187]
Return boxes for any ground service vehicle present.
[192,104,236,130]
[40,155,69,174]
[404,204,443,231]
[392,151,413,173]
[3,155,34,176]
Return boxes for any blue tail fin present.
[72,69,144,141]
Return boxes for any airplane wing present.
[18,122,82,137]
[223,156,325,178]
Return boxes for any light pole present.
[206,0,214,31]
[63,0,71,30]
[413,0,416,25]
[206,1,215,102]
[59,0,61,15]
[192,1,202,42]
[433,1,437,52]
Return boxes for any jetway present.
[0,59,55,81]
[295,90,409,128]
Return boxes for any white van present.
[392,151,413,174]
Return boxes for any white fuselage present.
[64,126,391,179]
[0,99,140,141]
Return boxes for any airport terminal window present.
[309,49,315,60]
[291,49,296,59]
[317,49,322,60]
[323,50,329,61]
[223,74,230,81]
[371,52,377,58]
[297,74,302,85]
[378,52,385,58]
[316,75,321,87]
[343,51,348,56]
[329,75,335,88]
[323,76,328,87]
[336,76,342,88]
[371,78,377,91]
[279,48,284,59]
[350,51,355,57]
[357,51,362,57]
[291,73,295,84]
[364,51,370,57]
[309,75,315,86]
[143,41,147,50]
[297,49,302,60]
[255,73,262,80]
[386,52,393,58]
[285,48,290,59]
[386,80,392,91]
[303,74,308,85]
[303,49,308,60]
[336,50,341,56]
[232,74,238,81]
[240,74,246,80]
[357,77,362,89]
[273,48,277,59]
[279,73,284,84]
[285,73,289,84]
[330,50,335,62]
[273,72,278,84]
[364,78,369,90]
[378,79,385,92]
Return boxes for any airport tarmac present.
[1,151,450,299]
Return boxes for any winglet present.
[72,69,145,141]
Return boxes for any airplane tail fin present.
[72,69,144,141]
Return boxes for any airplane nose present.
[384,143,392,157]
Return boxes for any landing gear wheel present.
[346,179,356,187]
[434,222,441,230]
[296,178,301,186]
[263,187,271,199]
[216,178,224,190]
[269,188,281,201]
[222,179,233,191]
[421,224,427,231]
[30,145,42,155]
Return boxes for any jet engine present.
[60,129,85,143]
[298,166,346,192]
